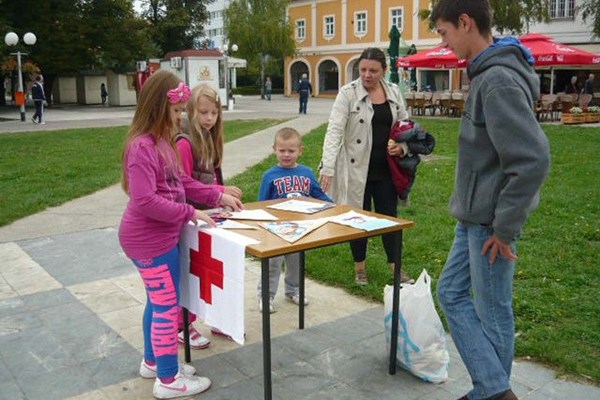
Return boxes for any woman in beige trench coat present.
[319,47,413,285]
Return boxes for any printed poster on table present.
[329,210,399,231]
[179,222,258,345]
[259,218,329,243]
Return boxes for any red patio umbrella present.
[519,33,600,66]
[397,45,467,69]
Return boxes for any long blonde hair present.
[121,70,183,192]
[185,84,224,169]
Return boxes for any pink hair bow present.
[167,82,191,104]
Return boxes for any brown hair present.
[273,127,302,146]
[358,48,387,70]
[430,0,493,37]
[185,84,224,170]
[121,70,183,192]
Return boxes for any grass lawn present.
[228,119,600,384]
[0,118,287,226]
[1,117,598,383]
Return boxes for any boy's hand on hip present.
[482,234,518,264]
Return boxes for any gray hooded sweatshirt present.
[450,38,550,243]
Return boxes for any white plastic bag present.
[384,269,449,383]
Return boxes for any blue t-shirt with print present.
[258,164,332,202]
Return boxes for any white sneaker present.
[177,325,210,349]
[258,296,275,313]
[139,359,197,379]
[153,372,211,399]
[285,293,309,306]
[39,121,46,125]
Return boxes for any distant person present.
[565,75,579,94]
[176,83,243,344]
[31,75,47,124]
[256,127,332,313]
[101,83,108,105]
[265,77,272,101]
[119,70,243,399]
[296,73,312,114]
[430,1,550,400]
[584,73,595,95]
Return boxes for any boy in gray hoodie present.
[431,1,550,400]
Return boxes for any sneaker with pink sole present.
[177,325,210,349]
[139,359,197,379]
[153,372,211,399]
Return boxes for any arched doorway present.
[290,61,310,95]
[318,60,339,94]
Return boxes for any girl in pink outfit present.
[118,70,243,399]
[175,84,243,347]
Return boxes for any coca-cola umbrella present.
[519,33,600,66]
[397,45,466,69]
[519,33,600,93]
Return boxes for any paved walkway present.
[1,96,598,400]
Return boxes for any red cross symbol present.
[189,231,224,304]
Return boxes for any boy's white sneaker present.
[139,359,196,379]
[285,293,309,306]
[153,372,211,399]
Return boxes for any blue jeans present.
[437,222,516,399]
[299,94,309,114]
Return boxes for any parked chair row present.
[405,91,467,117]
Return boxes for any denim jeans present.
[437,222,516,399]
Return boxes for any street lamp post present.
[4,32,37,122]
[221,43,238,110]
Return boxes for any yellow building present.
[285,0,445,97]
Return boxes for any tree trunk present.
[260,53,265,100]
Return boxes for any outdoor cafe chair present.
[405,92,415,115]
[439,93,452,117]
[451,92,465,117]
[578,93,592,109]
[413,92,425,116]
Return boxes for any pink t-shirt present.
[119,134,221,260]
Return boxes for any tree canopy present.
[224,0,296,70]
[578,0,600,38]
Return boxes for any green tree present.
[224,0,296,97]
[577,0,600,38]
[138,0,211,53]
[419,0,549,34]
[0,0,156,103]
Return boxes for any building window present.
[390,7,404,31]
[296,19,306,40]
[354,12,367,36]
[324,15,335,38]
[549,0,575,19]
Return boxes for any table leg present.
[299,251,305,329]
[183,308,191,363]
[261,257,272,400]
[389,230,403,374]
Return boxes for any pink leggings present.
[133,246,180,379]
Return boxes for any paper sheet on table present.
[267,199,335,214]
[259,217,329,243]
[226,209,278,220]
[329,210,399,231]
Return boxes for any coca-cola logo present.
[427,48,453,57]
[538,55,554,62]
[555,45,576,53]
[593,57,600,63]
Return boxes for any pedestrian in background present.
[431,1,550,399]
[296,73,312,114]
[101,83,108,106]
[265,77,272,101]
[31,75,47,124]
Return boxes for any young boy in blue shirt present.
[257,127,332,313]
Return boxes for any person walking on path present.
[265,77,272,101]
[318,47,413,286]
[101,83,108,106]
[176,83,243,346]
[296,73,312,114]
[31,75,47,124]
[430,1,550,400]
[118,70,243,399]
[256,127,332,313]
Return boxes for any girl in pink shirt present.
[119,70,243,399]
[175,84,243,347]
